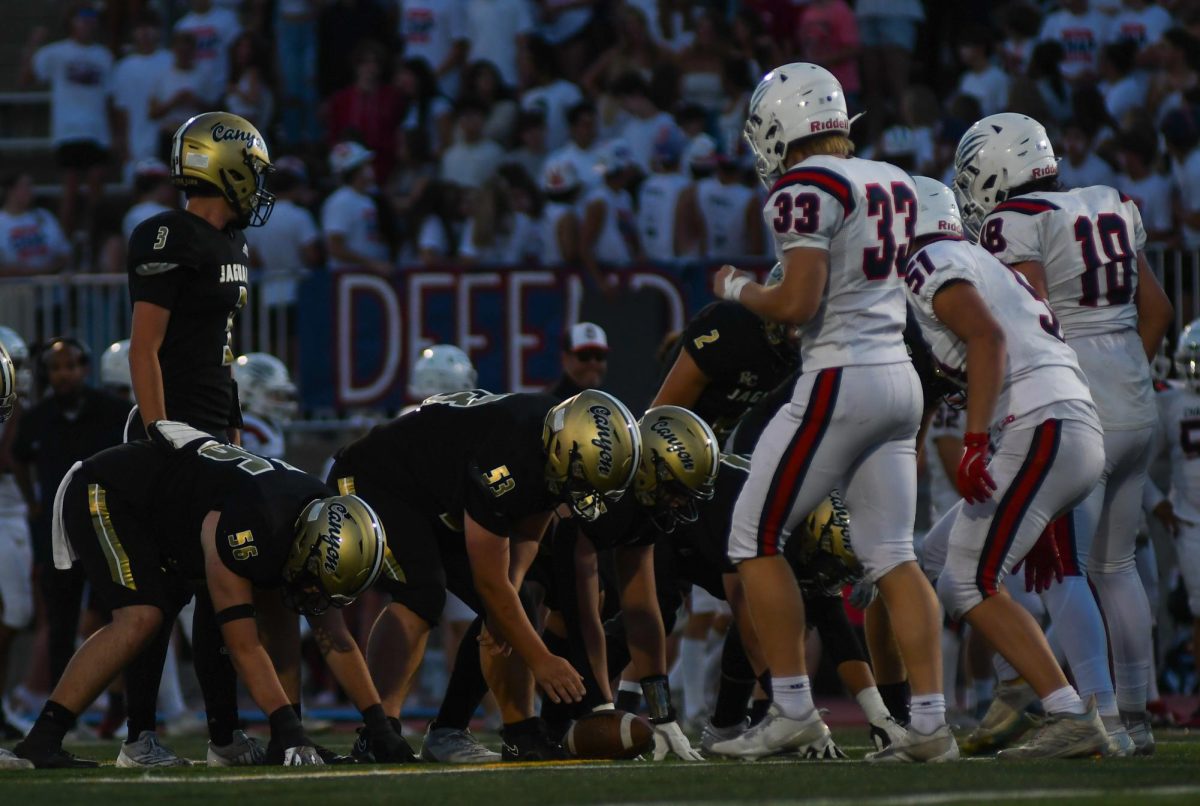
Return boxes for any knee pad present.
[936,564,983,622]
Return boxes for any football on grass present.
[564,710,655,759]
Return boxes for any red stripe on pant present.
[758,369,840,557]
[976,419,1061,597]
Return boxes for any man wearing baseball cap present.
[320,141,391,272]
[549,322,609,400]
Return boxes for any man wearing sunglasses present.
[550,322,609,400]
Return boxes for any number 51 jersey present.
[980,186,1154,431]
[765,155,915,372]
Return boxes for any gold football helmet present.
[543,389,641,521]
[634,406,719,531]
[788,490,862,595]
[0,340,15,423]
[171,111,274,228]
[284,495,385,615]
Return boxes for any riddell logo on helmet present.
[1031,166,1057,179]
[810,119,848,133]
[940,220,963,233]
[589,405,615,477]
[211,123,259,148]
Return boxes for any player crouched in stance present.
[328,389,640,761]
[708,63,951,763]
[906,178,1109,759]
[13,423,394,768]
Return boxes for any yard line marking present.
[596,786,1200,806]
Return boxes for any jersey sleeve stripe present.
[770,168,857,214]
[134,262,183,276]
[991,198,1060,216]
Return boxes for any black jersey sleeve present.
[214,487,288,587]
[127,213,197,310]
[681,302,753,378]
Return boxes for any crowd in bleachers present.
[6,0,1200,288]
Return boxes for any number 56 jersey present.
[980,186,1154,431]
[765,155,914,372]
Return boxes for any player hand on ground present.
[651,720,702,761]
[1153,499,1193,537]
[714,265,752,302]
[1013,523,1063,593]
[533,653,585,704]
[282,746,325,766]
[956,432,996,503]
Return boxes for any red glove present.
[957,432,997,504]
[1012,523,1064,593]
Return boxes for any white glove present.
[282,746,325,766]
[714,265,752,302]
[652,720,703,761]
[147,419,216,452]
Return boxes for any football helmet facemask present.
[409,345,478,400]
[171,111,274,228]
[789,490,861,596]
[1176,318,1200,392]
[284,494,386,615]
[952,113,1056,239]
[633,406,719,532]
[233,352,298,423]
[543,390,641,521]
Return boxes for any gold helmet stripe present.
[336,476,356,495]
[88,484,136,590]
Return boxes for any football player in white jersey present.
[707,63,951,763]
[232,353,297,459]
[905,177,1111,758]
[955,113,1174,753]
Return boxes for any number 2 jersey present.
[765,155,913,372]
[127,209,250,432]
[981,186,1155,430]
[904,234,1096,431]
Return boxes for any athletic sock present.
[433,617,488,731]
[855,686,891,724]
[192,594,239,747]
[22,700,76,751]
[878,680,910,724]
[1039,576,1116,711]
[1042,686,1086,716]
[772,675,813,719]
[711,634,757,728]
[158,634,188,721]
[909,693,946,734]
[124,619,172,738]
[1089,567,1153,714]
[749,698,771,725]
[615,680,641,714]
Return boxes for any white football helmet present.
[0,340,15,423]
[233,352,298,423]
[952,113,1058,239]
[0,325,31,398]
[100,339,132,393]
[1176,319,1200,392]
[744,63,852,188]
[541,157,580,195]
[912,176,964,240]
[409,345,477,400]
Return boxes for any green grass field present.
[4,727,1200,805]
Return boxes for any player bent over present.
[709,64,950,762]
[904,178,1108,759]
[13,424,393,768]
[328,389,640,761]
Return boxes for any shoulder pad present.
[991,197,1060,216]
[770,165,856,214]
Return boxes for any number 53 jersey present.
[764,155,915,372]
[980,186,1155,431]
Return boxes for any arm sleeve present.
[763,181,846,253]
[981,210,1043,264]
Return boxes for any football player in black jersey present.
[328,389,641,760]
[13,424,398,768]
[121,111,274,766]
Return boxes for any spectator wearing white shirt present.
[397,0,469,97]
[518,37,583,152]
[580,139,639,293]
[1101,41,1144,124]
[1116,131,1174,243]
[956,28,1010,117]
[0,174,70,276]
[1039,0,1109,84]
[173,0,242,104]
[1057,118,1118,189]
[19,4,115,236]
[149,32,210,160]
[112,10,173,183]
[612,72,683,174]
[538,157,581,265]
[322,142,392,272]
[546,101,603,190]
[636,128,692,261]
[1108,0,1173,52]
[245,157,321,309]
[439,99,506,189]
[464,0,535,88]
[121,159,176,243]
[458,172,541,264]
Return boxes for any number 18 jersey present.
[981,186,1154,430]
[764,155,914,372]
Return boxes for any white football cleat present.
[997,704,1108,760]
[866,724,959,763]
[707,705,841,761]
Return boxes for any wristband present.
[362,703,391,737]
[640,675,676,724]
[215,603,256,626]
[722,274,751,303]
[592,702,616,712]
[268,704,306,749]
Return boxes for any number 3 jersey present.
[765,155,914,372]
[980,186,1155,430]
[1156,383,1200,521]
[127,209,250,432]
[904,235,1095,432]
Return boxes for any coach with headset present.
[10,337,131,686]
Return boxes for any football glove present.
[1013,522,1064,593]
[957,432,996,504]
[147,419,216,452]
[651,720,703,761]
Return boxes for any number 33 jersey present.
[980,186,1155,431]
[127,210,250,432]
[764,156,914,372]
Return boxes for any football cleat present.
[500,720,570,762]
[351,718,418,764]
[866,724,960,763]
[707,705,841,761]
[700,718,748,754]
[869,715,909,751]
[116,730,193,767]
[1101,714,1134,757]
[0,747,33,770]
[420,726,501,764]
[996,704,1108,760]
[13,743,99,769]
[207,730,267,766]
[1125,716,1155,756]
[959,677,1039,755]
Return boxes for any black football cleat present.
[500,719,571,762]
[14,743,99,769]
